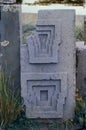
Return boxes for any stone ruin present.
[0,5,21,93]
[21,10,76,119]
[76,41,86,98]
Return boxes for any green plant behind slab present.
[74,89,86,129]
[75,26,84,41]
[74,100,86,129]
[22,24,36,44]
[49,119,74,130]
[0,70,23,129]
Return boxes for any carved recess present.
[27,24,61,63]
[21,73,68,118]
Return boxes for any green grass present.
[22,24,36,44]
[0,70,23,129]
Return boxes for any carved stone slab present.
[21,10,76,119]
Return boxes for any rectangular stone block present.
[21,10,76,119]
[76,42,86,97]
[0,5,21,93]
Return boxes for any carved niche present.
[21,73,68,118]
[27,22,61,63]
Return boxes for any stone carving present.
[21,10,75,119]
[27,23,61,63]
[21,73,67,118]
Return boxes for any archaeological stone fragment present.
[21,10,76,119]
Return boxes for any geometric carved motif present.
[36,25,55,57]
[21,73,67,118]
[27,24,61,63]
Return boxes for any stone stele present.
[21,10,76,119]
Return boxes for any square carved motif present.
[21,73,67,118]
[27,24,61,63]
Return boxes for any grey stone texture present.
[0,0,16,3]
[76,41,86,98]
[0,5,21,93]
[84,16,86,43]
[21,10,76,119]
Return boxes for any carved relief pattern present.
[35,25,55,57]
[21,11,75,119]
[27,25,59,63]
[22,73,67,118]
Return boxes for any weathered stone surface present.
[27,23,61,63]
[0,0,16,3]
[84,16,86,43]
[21,10,76,119]
[76,41,86,98]
[40,128,48,130]
[0,5,21,93]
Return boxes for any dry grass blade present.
[0,70,23,129]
